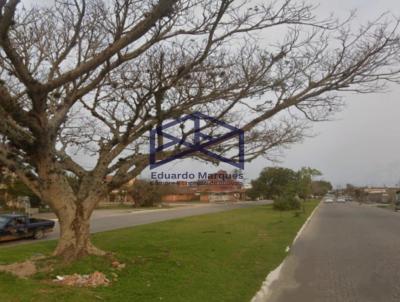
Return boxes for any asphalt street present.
[266,202,400,302]
[0,201,270,247]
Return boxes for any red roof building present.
[162,170,245,203]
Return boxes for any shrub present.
[273,191,301,211]
[128,180,177,207]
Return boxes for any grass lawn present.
[0,200,319,302]
[376,204,392,209]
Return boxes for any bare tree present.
[0,0,399,261]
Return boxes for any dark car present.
[395,191,400,212]
[0,214,55,242]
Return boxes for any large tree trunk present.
[53,203,106,262]
[37,163,107,262]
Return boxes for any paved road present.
[0,201,270,247]
[266,202,400,302]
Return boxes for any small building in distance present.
[362,187,398,204]
[197,170,245,202]
[162,170,245,203]
[102,176,136,205]
[161,181,199,203]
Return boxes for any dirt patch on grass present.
[0,260,37,278]
[53,271,110,287]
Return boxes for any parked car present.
[324,197,334,203]
[395,191,400,212]
[337,197,346,203]
[0,214,55,242]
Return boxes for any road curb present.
[292,202,320,245]
[250,201,321,302]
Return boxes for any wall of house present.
[200,194,209,202]
[162,194,196,202]
[366,192,389,203]
[209,194,232,202]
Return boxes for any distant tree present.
[344,183,356,196]
[273,187,301,211]
[128,180,176,207]
[311,180,333,196]
[249,167,298,199]
[6,179,42,207]
[295,167,322,199]
[353,187,367,203]
[249,166,322,200]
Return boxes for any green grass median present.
[0,200,319,302]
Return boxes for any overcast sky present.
[247,0,400,187]
[24,0,400,187]
[146,0,400,187]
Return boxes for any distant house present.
[162,170,245,203]
[0,168,41,211]
[101,176,136,205]
[161,181,199,203]
[363,187,398,203]
[100,170,246,205]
